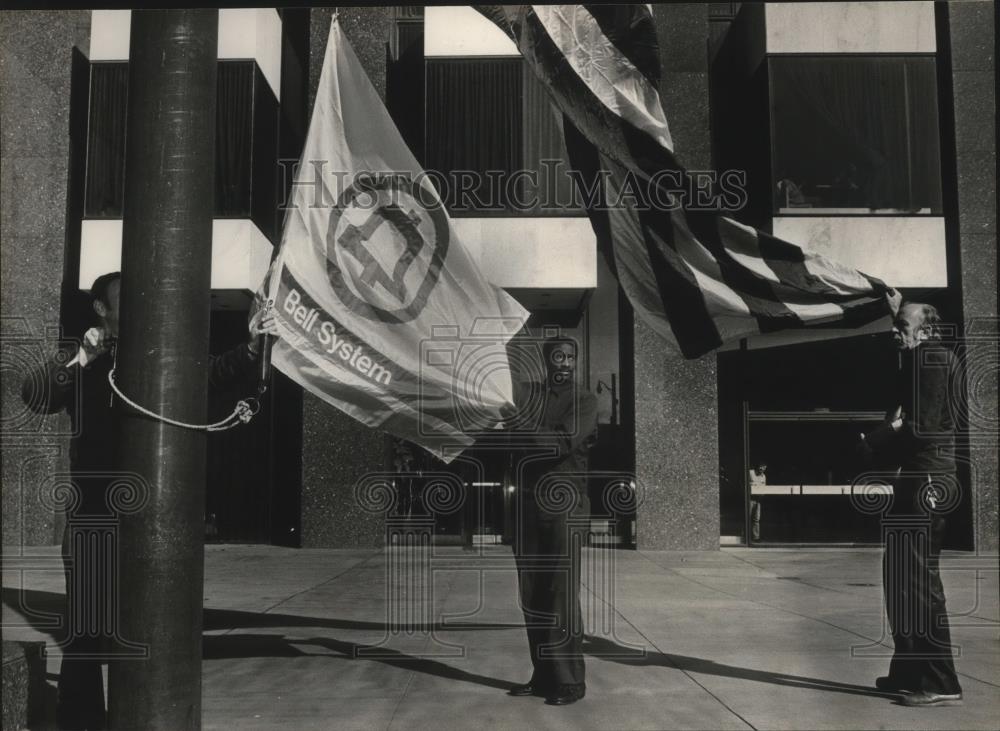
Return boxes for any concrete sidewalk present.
[3,545,998,730]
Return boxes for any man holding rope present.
[20,271,277,729]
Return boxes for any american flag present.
[480,4,895,358]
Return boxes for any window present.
[215,62,254,216]
[769,56,943,215]
[424,58,582,216]
[387,10,425,161]
[83,60,279,238]
[425,58,522,213]
[84,63,128,218]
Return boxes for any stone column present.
[298,7,392,547]
[946,3,998,553]
[634,4,719,551]
[0,11,90,547]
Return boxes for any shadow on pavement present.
[4,587,516,692]
[4,586,896,700]
[203,607,522,633]
[202,633,515,691]
[583,635,895,700]
[2,587,66,642]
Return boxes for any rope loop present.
[108,368,259,431]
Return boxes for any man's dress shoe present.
[544,685,585,706]
[900,691,963,707]
[508,682,546,697]
[875,676,911,693]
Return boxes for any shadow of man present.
[583,635,897,700]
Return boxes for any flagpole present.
[108,10,218,729]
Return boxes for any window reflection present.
[770,56,943,215]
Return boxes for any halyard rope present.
[108,368,259,431]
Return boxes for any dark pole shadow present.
[2,587,67,643]
[202,607,521,691]
[203,634,515,691]
[4,588,517,692]
[203,607,524,634]
[583,635,897,700]
[3,588,523,636]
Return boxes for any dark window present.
[250,65,279,240]
[387,20,425,161]
[83,60,278,236]
[769,56,943,214]
[84,63,128,218]
[215,62,255,216]
[424,58,582,216]
[426,58,522,213]
[521,63,582,215]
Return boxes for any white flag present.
[256,16,528,461]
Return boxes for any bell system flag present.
[255,17,527,461]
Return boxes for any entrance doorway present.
[719,333,974,548]
[204,310,302,545]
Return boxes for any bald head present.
[892,302,941,350]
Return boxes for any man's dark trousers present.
[882,473,962,695]
[514,490,589,692]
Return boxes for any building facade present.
[1,3,995,552]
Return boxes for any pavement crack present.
[724,551,884,600]
[635,551,889,648]
[580,570,759,731]
[221,549,384,636]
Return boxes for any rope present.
[108,368,260,432]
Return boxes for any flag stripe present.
[517,5,665,171]
[530,5,674,152]
[757,230,860,300]
[720,219,882,328]
[683,210,803,332]
[562,114,726,355]
[581,4,660,86]
[561,114,618,277]
[608,118,787,330]
[625,196,725,355]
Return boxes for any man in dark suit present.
[506,336,598,706]
[862,301,963,707]
[21,271,276,729]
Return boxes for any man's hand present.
[884,287,902,317]
[76,326,110,367]
[247,313,279,355]
[887,405,904,431]
[492,403,518,430]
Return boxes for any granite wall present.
[947,3,998,553]
[1,11,90,547]
[634,4,720,551]
[298,7,393,548]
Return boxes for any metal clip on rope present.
[108,368,259,431]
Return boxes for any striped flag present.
[480,4,896,358]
